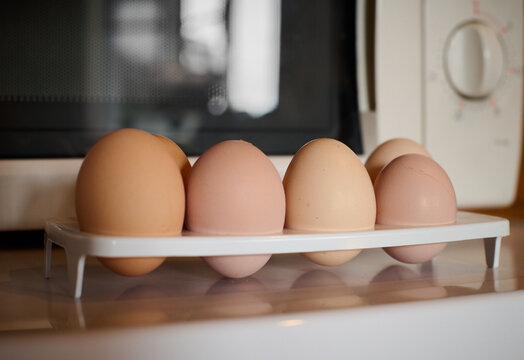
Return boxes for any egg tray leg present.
[484,236,501,269]
[44,232,87,298]
[65,251,87,299]
[44,232,52,278]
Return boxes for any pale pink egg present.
[186,140,285,278]
[203,255,272,279]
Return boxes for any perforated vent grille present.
[0,0,227,104]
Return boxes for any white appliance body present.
[0,0,522,230]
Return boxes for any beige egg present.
[76,128,185,276]
[186,140,286,278]
[375,154,457,264]
[365,138,431,184]
[283,138,376,266]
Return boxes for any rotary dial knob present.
[444,22,504,99]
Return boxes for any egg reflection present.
[285,270,364,312]
[88,284,171,328]
[368,265,447,304]
[193,277,273,319]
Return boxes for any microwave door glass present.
[0,0,361,158]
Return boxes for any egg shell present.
[76,128,185,236]
[203,254,271,279]
[154,134,191,187]
[283,138,376,266]
[374,154,456,264]
[365,138,431,184]
[301,250,361,267]
[186,140,285,278]
[186,140,285,235]
[374,153,456,226]
[383,243,447,264]
[98,257,167,277]
[76,129,185,276]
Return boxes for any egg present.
[76,128,185,276]
[365,138,431,184]
[203,255,274,279]
[98,257,167,277]
[153,134,192,187]
[283,138,376,266]
[186,140,285,278]
[374,153,456,264]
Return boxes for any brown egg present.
[365,138,431,184]
[283,138,376,266]
[153,134,191,187]
[98,257,167,277]
[76,128,185,276]
[186,140,285,278]
[375,154,457,264]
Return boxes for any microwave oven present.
[0,0,522,231]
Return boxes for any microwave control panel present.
[424,0,523,207]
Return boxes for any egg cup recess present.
[283,138,376,266]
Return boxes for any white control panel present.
[424,0,523,207]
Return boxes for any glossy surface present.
[1,215,523,335]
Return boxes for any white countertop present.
[1,213,523,359]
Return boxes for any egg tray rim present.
[44,211,508,257]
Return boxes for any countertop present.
[1,212,524,359]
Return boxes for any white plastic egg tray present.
[45,211,509,298]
